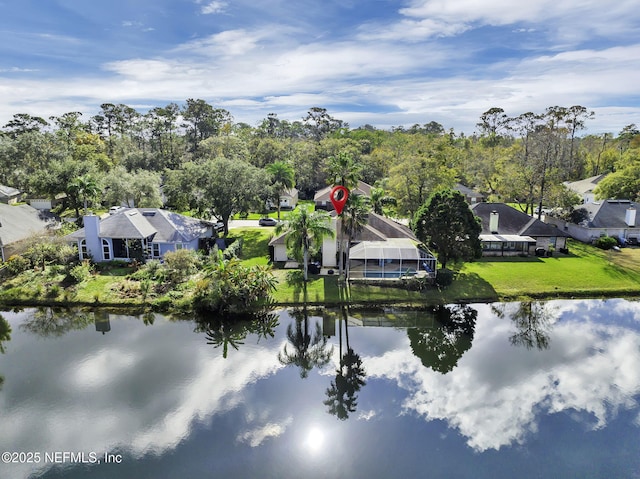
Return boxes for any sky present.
[0,0,639,135]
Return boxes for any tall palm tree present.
[340,194,370,279]
[326,151,361,190]
[276,205,334,281]
[326,151,364,277]
[266,161,295,221]
[69,174,100,215]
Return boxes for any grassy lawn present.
[74,267,131,303]
[2,233,639,310]
[232,229,640,304]
[458,239,640,299]
[230,227,273,266]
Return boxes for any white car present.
[109,206,125,215]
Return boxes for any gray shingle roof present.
[67,208,209,242]
[581,200,638,228]
[0,203,51,245]
[314,181,373,203]
[0,184,21,199]
[471,203,569,238]
[564,174,607,195]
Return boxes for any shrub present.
[47,285,62,298]
[56,244,79,265]
[164,249,201,283]
[69,261,93,284]
[223,238,243,259]
[193,253,276,313]
[5,255,31,275]
[24,240,60,269]
[129,260,165,282]
[435,268,455,288]
[594,236,618,250]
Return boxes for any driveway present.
[228,219,260,229]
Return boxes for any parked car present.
[213,221,224,233]
[109,206,125,215]
[258,217,278,226]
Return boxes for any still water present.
[0,299,639,478]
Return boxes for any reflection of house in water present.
[94,312,111,334]
[322,307,438,335]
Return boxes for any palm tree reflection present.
[196,307,279,359]
[324,305,366,420]
[278,306,333,379]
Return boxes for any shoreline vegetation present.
[1,230,639,312]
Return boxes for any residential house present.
[66,208,215,262]
[0,184,22,205]
[269,211,437,279]
[28,193,67,211]
[268,187,298,210]
[454,183,485,205]
[545,199,640,244]
[0,203,53,261]
[471,203,569,256]
[564,174,607,204]
[314,180,372,211]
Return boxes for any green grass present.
[74,267,131,303]
[3,234,640,310]
[458,239,640,299]
[230,227,273,266]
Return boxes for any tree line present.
[1,100,638,231]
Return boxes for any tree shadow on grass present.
[443,272,499,303]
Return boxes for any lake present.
[0,299,639,478]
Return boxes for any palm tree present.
[326,151,363,277]
[266,161,295,221]
[69,174,100,215]
[340,194,370,279]
[326,151,361,190]
[370,186,396,216]
[276,205,334,281]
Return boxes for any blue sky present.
[1,0,639,134]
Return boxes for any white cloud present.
[201,1,228,15]
[365,302,640,452]
[237,417,293,447]
[0,2,639,134]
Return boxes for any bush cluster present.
[594,236,618,250]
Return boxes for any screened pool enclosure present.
[348,238,437,279]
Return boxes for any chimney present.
[83,214,102,260]
[626,207,636,227]
[489,211,499,234]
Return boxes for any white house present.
[545,199,640,244]
[0,184,22,205]
[564,174,608,204]
[269,211,436,279]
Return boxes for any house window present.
[152,243,160,258]
[79,239,88,260]
[175,243,183,250]
[102,239,111,260]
